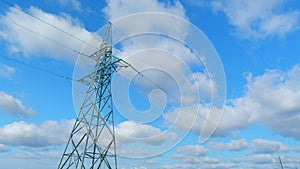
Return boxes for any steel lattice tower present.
[58,22,120,169]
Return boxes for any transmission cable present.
[0,0,98,50]
[112,55,182,104]
[0,15,91,58]
[0,54,75,81]
[0,4,182,103]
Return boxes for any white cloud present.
[99,120,180,157]
[163,104,225,142]
[103,11,210,108]
[164,104,230,141]
[56,0,82,12]
[0,119,178,158]
[115,120,178,146]
[202,163,237,169]
[103,0,185,20]
[0,6,97,63]
[0,119,176,157]
[245,66,300,140]
[10,150,64,159]
[227,139,249,151]
[182,156,219,164]
[100,0,221,148]
[201,156,219,163]
[127,167,148,169]
[67,1,219,135]
[213,96,255,137]
[163,105,204,133]
[176,145,208,156]
[251,138,290,154]
[209,139,248,152]
[212,0,300,39]
[0,120,74,147]
[0,91,36,116]
[12,151,62,159]
[171,151,219,167]
[0,144,10,153]
[112,46,210,106]
[103,0,189,42]
[209,138,299,161]
[0,64,16,79]
[171,153,184,159]
[232,154,276,164]
[164,64,300,141]
[166,147,295,169]
[213,65,300,140]
[208,142,226,151]
[161,163,196,169]
[13,152,37,159]
[102,0,214,105]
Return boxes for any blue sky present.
[0,0,300,169]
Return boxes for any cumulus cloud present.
[206,139,300,169]
[251,138,290,154]
[103,0,185,20]
[55,0,82,11]
[171,151,220,168]
[176,145,208,156]
[113,120,179,157]
[227,139,249,151]
[100,0,221,153]
[67,119,178,157]
[0,91,36,116]
[218,65,300,139]
[164,141,298,169]
[0,119,177,158]
[112,48,210,106]
[246,66,300,139]
[0,120,74,147]
[0,64,16,79]
[209,139,248,152]
[210,138,300,157]
[103,0,188,42]
[12,151,61,159]
[163,160,236,169]
[211,0,300,39]
[0,6,97,63]
[232,154,276,164]
[166,64,300,140]
[182,156,219,164]
[163,105,204,134]
[102,0,215,106]
[202,163,237,169]
[213,96,254,137]
[115,120,177,146]
[161,163,195,169]
[0,144,10,153]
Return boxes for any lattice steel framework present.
[58,22,123,169]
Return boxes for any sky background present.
[0,0,300,169]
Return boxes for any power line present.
[0,15,91,58]
[116,58,182,104]
[0,0,98,50]
[0,54,75,81]
[0,2,183,104]
[109,25,183,103]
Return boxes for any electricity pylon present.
[58,22,127,169]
